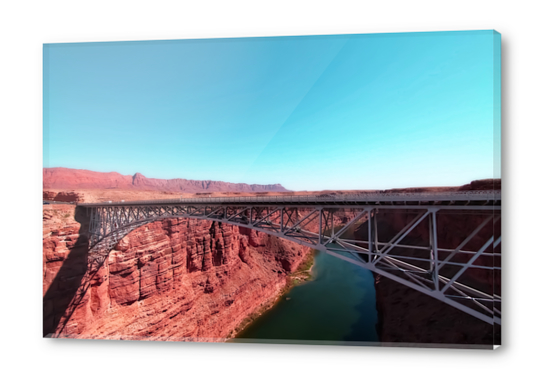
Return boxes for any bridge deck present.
[78,190,501,208]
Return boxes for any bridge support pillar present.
[429,208,439,291]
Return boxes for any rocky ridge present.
[43,167,288,193]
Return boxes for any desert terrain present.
[43,167,500,345]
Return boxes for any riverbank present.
[230,247,380,343]
[229,219,378,343]
[226,250,316,339]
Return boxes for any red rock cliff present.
[43,208,310,340]
[43,191,85,203]
[43,167,288,193]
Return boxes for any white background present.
[0,1,540,378]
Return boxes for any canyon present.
[43,208,312,340]
[43,172,500,346]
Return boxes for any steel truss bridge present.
[77,191,501,326]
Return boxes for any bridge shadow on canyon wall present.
[43,206,91,337]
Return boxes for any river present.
[230,244,380,345]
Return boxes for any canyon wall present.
[43,207,310,340]
[43,167,288,193]
[362,200,500,346]
[43,191,85,203]
[43,180,500,345]
[373,275,498,346]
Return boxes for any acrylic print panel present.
[42,30,501,349]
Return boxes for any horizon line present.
[43,166,500,192]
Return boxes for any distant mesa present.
[42,167,289,193]
[381,179,501,194]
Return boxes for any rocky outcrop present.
[43,205,89,335]
[381,179,500,193]
[458,179,501,191]
[43,167,288,193]
[43,190,85,203]
[43,210,310,340]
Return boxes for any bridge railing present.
[79,190,501,207]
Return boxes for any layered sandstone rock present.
[43,190,85,203]
[43,212,310,340]
[43,180,501,344]
[43,167,288,193]
[43,205,89,334]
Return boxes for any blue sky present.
[43,31,500,191]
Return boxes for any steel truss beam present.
[80,194,501,326]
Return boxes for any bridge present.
[75,191,501,327]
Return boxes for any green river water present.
[230,245,380,345]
